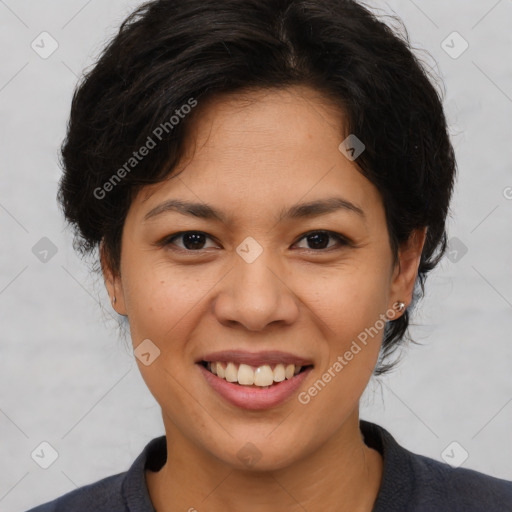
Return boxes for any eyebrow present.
[143,197,366,223]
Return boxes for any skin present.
[102,85,426,511]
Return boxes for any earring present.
[394,301,405,313]
[112,296,117,305]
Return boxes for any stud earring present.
[394,301,405,313]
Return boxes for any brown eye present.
[164,231,218,251]
[294,231,349,251]
[161,230,349,254]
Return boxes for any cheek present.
[298,294,386,431]
[302,257,391,328]
[301,258,390,384]
[122,257,215,338]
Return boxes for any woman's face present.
[105,86,424,470]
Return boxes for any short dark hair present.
[59,0,457,375]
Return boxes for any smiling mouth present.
[199,360,313,388]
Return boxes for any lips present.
[196,349,314,368]
[195,349,314,409]
[197,362,314,410]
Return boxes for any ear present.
[100,241,127,315]
[388,227,427,313]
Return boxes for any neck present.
[146,410,383,512]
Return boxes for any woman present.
[28,0,512,510]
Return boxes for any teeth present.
[205,361,304,387]
[254,365,273,386]
[216,361,225,379]
[225,362,238,383]
[238,364,254,385]
[273,364,285,382]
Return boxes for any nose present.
[213,250,300,332]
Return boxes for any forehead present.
[133,86,383,227]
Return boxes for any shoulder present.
[409,450,512,511]
[360,420,512,512]
[26,435,166,512]
[25,472,125,512]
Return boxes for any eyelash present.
[160,230,351,254]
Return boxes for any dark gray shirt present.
[27,420,512,511]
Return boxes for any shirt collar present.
[122,421,414,511]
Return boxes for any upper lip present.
[196,350,314,367]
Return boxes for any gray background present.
[1,0,511,510]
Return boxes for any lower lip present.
[197,363,313,410]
